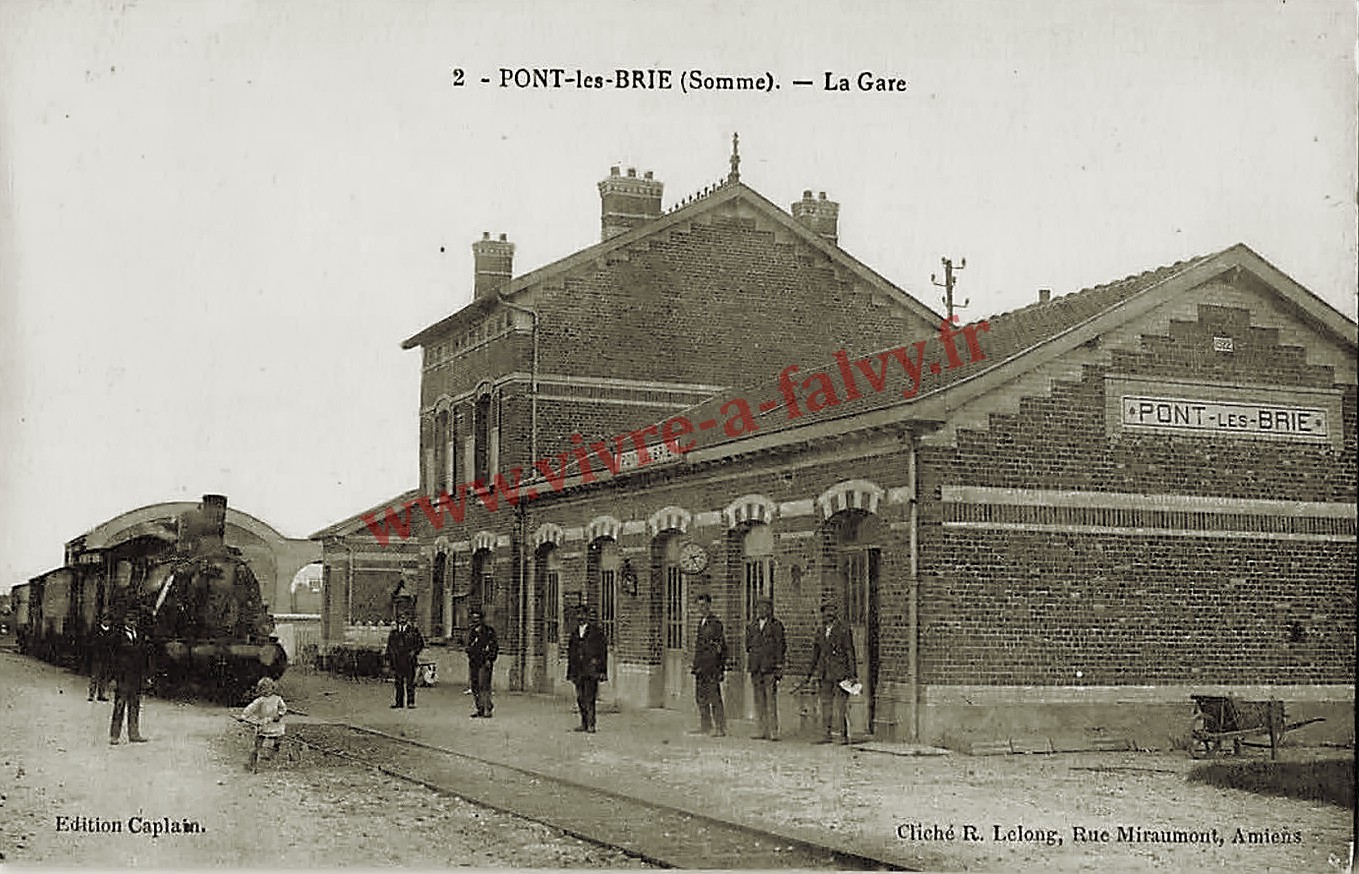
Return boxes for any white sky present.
[2,0,1355,589]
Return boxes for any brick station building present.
[314,153,1356,748]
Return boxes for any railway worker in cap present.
[465,607,499,718]
[109,610,150,744]
[690,593,729,737]
[386,613,424,709]
[745,597,786,741]
[566,604,607,733]
[87,612,118,702]
[805,598,856,745]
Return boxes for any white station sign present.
[1121,395,1329,441]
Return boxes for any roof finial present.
[728,131,741,183]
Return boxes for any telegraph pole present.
[931,256,968,324]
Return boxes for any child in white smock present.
[241,677,287,772]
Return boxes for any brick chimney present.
[598,166,663,241]
[473,232,514,299]
[791,190,840,244]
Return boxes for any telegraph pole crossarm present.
[931,256,969,324]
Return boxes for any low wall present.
[273,615,321,665]
[911,684,1355,751]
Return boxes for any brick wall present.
[918,301,1357,687]
[415,205,937,489]
[512,438,911,684]
[532,216,933,388]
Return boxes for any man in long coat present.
[566,605,607,733]
[386,615,424,709]
[806,599,856,744]
[690,593,729,736]
[745,598,786,741]
[109,612,150,744]
[87,613,118,702]
[465,608,499,718]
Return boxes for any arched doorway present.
[823,509,883,734]
[652,533,688,707]
[536,543,563,692]
[469,548,494,643]
[431,552,448,639]
[586,537,620,689]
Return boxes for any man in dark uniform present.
[109,611,150,744]
[806,599,856,744]
[745,597,786,741]
[465,608,498,718]
[87,613,118,702]
[690,593,729,737]
[566,605,607,733]
[385,614,424,709]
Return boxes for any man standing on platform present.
[465,608,499,718]
[806,599,856,744]
[745,597,785,741]
[566,604,607,733]
[87,613,118,702]
[109,611,149,744]
[386,613,424,709]
[690,593,728,737]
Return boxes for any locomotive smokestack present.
[180,494,229,555]
[201,494,227,535]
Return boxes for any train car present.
[133,495,287,701]
[11,582,31,653]
[17,495,287,702]
[135,494,286,701]
[27,568,77,666]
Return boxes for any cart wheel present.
[1189,709,1217,759]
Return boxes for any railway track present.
[289,722,911,870]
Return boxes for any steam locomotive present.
[11,494,286,702]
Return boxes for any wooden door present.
[840,547,881,733]
[662,556,688,707]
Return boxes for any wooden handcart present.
[1189,694,1325,760]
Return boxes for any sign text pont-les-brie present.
[1122,396,1328,441]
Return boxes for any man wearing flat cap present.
[745,597,785,740]
[690,592,729,736]
[806,599,856,744]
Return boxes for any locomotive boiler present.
[14,494,286,702]
[136,494,287,700]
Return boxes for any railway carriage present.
[11,495,287,702]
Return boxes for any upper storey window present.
[474,393,491,484]
[434,410,450,492]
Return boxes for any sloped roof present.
[320,242,1355,532]
[401,179,942,349]
[676,243,1357,458]
[309,488,421,539]
[619,251,1223,453]
[529,243,1355,479]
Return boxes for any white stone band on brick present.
[942,485,1356,518]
